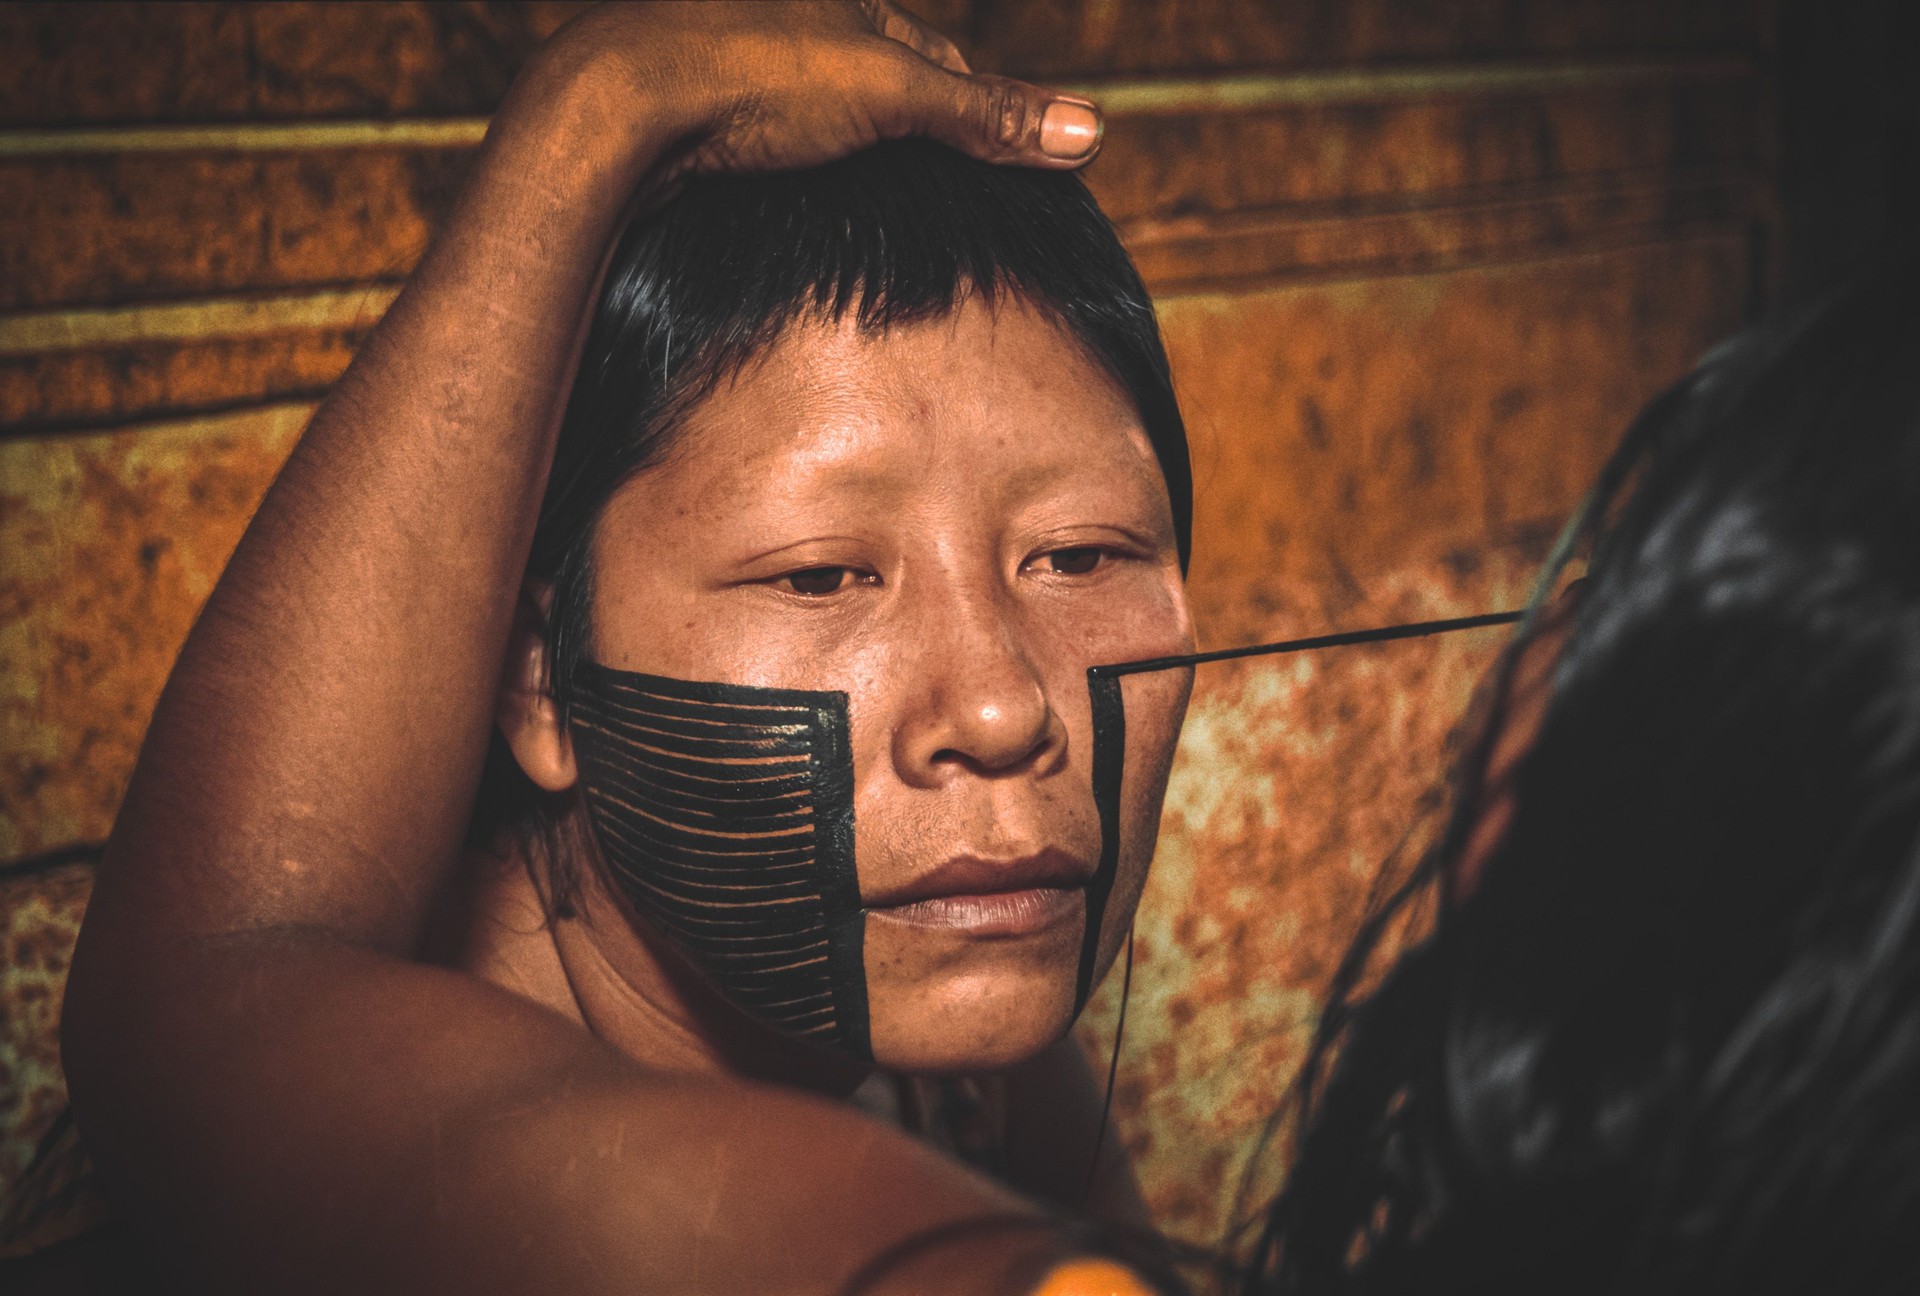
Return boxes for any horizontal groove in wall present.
[0,840,103,880]
[1122,163,1761,242]
[0,55,1754,157]
[1,389,338,443]
[1058,53,1753,116]
[0,285,402,355]
[0,399,319,449]
[1148,220,1756,301]
[0,117,490,157]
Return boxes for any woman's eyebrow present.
[734,441,1160,507]
[728,534,876,568]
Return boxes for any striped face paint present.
[567,656,1136,1064]
[568,665,870,1057]
[566,611,1520,1062]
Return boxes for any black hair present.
[476,140,1190,915]
[1246,258,1920,1294]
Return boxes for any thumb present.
[902,67,1104,168]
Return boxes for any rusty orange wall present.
[0,0,1774,1254]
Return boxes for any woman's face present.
[586,294,1194,1072]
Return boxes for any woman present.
[1248,261,1920,1291]
[61,4,1191,1292]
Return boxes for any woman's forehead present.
[645,297,1162,503]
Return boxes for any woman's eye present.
[1043,547,1107,576]
[783,566,857,596]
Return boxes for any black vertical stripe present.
[1079,670,1127,1011]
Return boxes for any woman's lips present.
[867,885,1085,937]
[863,849,1094,937]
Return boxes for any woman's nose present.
[890,598,1065,786]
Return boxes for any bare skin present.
[59,4,1158,1293]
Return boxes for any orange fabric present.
[1029,1257,1156,1296]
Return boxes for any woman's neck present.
[447,826,872,1097]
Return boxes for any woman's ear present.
[495,584,578,792]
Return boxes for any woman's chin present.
[865,967,1082,1075]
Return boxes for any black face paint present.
[568,663,868,1056]
[567,610,1521,1063]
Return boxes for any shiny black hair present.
[477,140,1189,914]
[1248,259,1920,1293]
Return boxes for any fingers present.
[871,0,971,73]
[898,63,1104,168]
[864,0,1101,167]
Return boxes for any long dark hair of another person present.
[1247,258,1920,1295]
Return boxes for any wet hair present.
[1247,258,1920,1294]
[476,140,1190,914]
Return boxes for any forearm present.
[96,58,657,950]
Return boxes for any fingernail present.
[1040,100,1101,158]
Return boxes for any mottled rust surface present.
[0,2,584,126]
[0,861,92,1190]
[917,0,1763,78]
[2,0,1762,127]
[1084,79,1761,225]
[0,327,367,432]
[0,406,309,860]
[0,151,469,312]
[1170,237,1752,647]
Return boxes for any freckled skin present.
[554,296,1195,1075]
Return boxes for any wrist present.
[482,43,687,216]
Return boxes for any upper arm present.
[63,931,1070,1294]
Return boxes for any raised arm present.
[61,5,1114,1291]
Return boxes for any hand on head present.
[519,0,1103,204]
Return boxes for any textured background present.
[0,0,1798,1257]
